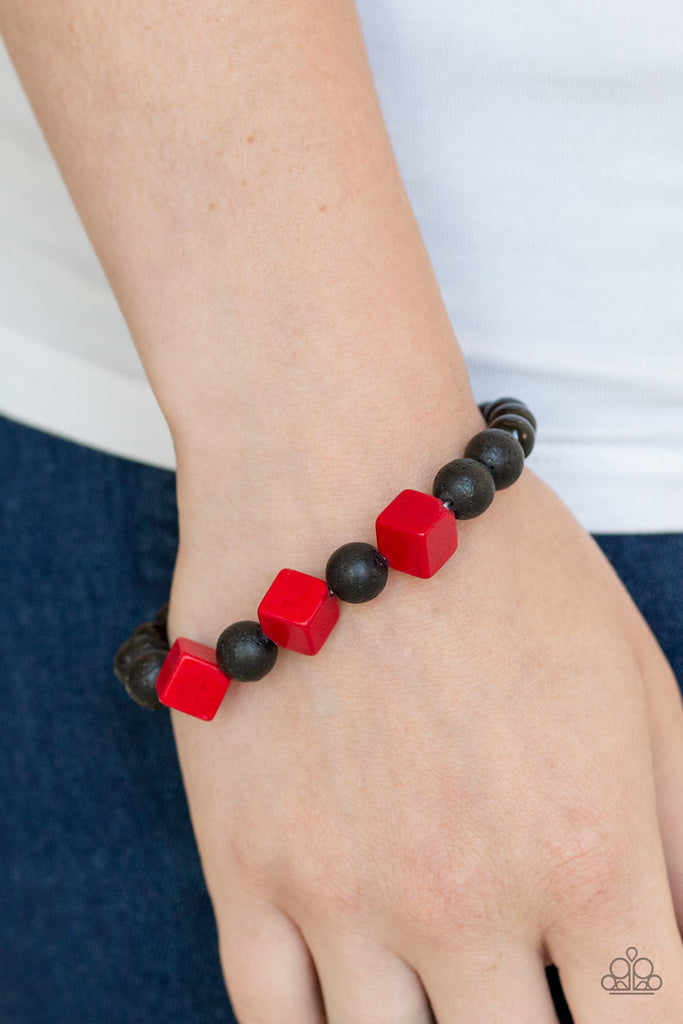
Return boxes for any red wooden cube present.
[375,488,458,578]
[258,568,340,655]
[156,637,230,721]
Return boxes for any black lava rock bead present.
[132,619,168,646]
[325,541,389,603]
[114,623,168,683]
[464,428,525,490]
[124,649,166,710]
[216,620,278,682]
[432,457,496,519]
[488,412,536,457]
[485,399,537,431]
[483,396,522,419]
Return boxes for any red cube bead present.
[258,568,340,655]
[375,488,458,578]
[156,637,230,721]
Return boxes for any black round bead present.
[216,621,278,682]
[114,625,168,684]
[485,399,537,431]
[463,428,525,490]
[488,412,536,457]
[483,396,524,421]
[325,541,389,603]
[123,649,166,710]
[132,619,168,647]
[432,457,496,519]
[477,401,494,420]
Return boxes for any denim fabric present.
[0,416,233,1024]
[0,415,681,1023]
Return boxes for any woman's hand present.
[4,0,680,1015]
[168,465,683,1022]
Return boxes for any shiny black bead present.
[432,457,496,519]
[114,624,168,684]
[216,620,278,682]
[477,401,494,420]
[485,399,537,431]
[464,428,525,490]
[124,649,166,710]
[488,412,536,456]
[325,541,389,603]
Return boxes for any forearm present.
[0,0,480,630]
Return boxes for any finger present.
[543,824,683,1021]
[217,895,325,1024]
[308,928,433,1023]
[653,726,683,933]
[415,942,559,1023]
[642,642,683,930]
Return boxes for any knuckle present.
[320,871,368,922]
[543,822,631,923]
[397,830,501,942]
[273,816,372,928]
[297,848,370,926]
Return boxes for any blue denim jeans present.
[0,415,680,1023]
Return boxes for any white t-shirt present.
[1,1,682,532]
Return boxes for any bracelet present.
[114,397,536,720]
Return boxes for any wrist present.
[172,358,481,539]
[167,382,484,647]
[117,396,540,716]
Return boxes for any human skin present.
[2,0,682,1020]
